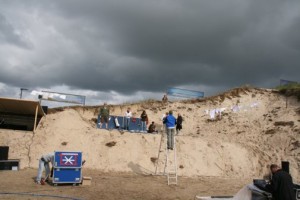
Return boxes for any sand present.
[0,87,299,199]
[0,168,250,200]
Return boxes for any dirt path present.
[0,168,251,200]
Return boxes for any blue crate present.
[53,168,82,184]
[54,152,82,168]
[53,151,82,184]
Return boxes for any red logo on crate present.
[59,153,78,166]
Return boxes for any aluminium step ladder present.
[165,135,177,185]
[154,130,166,176]
[154,129,178,185]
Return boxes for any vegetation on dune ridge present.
[276,83,300,101]
[47,84,300,113]
[47,85,268,112]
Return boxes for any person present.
[124,108,132,130]
[265,164,296,200]
[148,121,158,133]
[140,110,148,132]
[162,112,168,121]
[36,153,54,184]
[162,94,168,104]
[176,113,183,135]
[162,112,168,133]
[99,103,110,129]
[164,110,176,150]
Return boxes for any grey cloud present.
[0,14,32,49]
[281,15,300,51]
[0,0,299,98]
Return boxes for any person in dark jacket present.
[148,121,157,133]
[162,94,168,104]
[266,164,296,200]
[140,110,148,132]
[176,113,183,135]
[99,103,110,129]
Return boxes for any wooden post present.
[33,104,38,133]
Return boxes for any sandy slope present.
[1,87,299,183]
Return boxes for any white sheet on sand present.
[195,183,253,200]
[232,184,252,200]
[209,109,216,119]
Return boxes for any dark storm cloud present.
[0,0,300,97]
[0,14,32,48]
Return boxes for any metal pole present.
[20,88,28,99]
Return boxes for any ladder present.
[165,136,177,185]
[154,131,166,175]
[154,129,178,185]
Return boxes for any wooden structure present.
[0,97,45,132]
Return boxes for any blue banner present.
[167,87,204,98]
[280,79,297,86]
[97,115,143,132]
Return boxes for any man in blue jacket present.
[164,110,176,150]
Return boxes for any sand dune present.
[1,86,299,182]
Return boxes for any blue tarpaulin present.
[280,79,297,86]
[97,115,144,132]
[167,87,204,98]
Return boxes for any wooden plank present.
[33,104,38,133]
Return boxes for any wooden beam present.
[33,104,38,133]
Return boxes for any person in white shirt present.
[162,112,168,133]
[36,153,54,184]
[124,108,132,130]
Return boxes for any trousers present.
[36,158,51,181]
[141,121,147,132]
[167,128,175,149]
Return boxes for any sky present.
[0,0,299,107]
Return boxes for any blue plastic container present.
[53,151,82,185]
